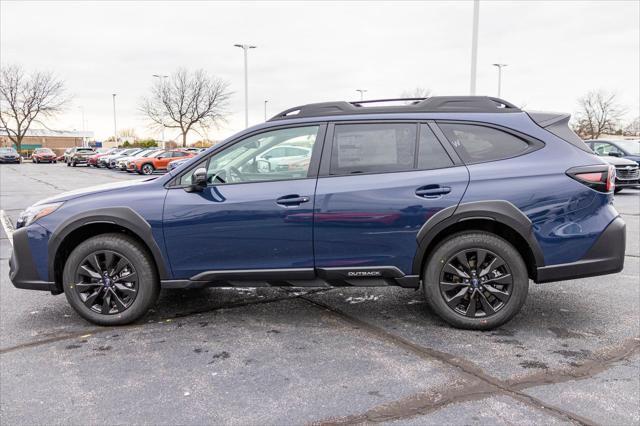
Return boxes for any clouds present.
[1,1,638,142]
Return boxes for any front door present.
[163,125,324,279]
[314,122,469,275]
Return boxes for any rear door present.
[314,121,469,276]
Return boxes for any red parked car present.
[88,148,118,167]
[32,148,57,164]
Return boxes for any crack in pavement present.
[0,288,331,355]
[301,297,638,426]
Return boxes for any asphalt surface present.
[1,162,639,425]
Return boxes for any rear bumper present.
[9,227,56,292]
[535,216,626,283]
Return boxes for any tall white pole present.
[79,106,86,147]
[356,89,367,101]
[152,74,169,147]
[492,63,508,97]
[264,100,268,121]
[244,47,249,128]
[112,94,117,146]
[234,44,256,128]
[469,0,480,95]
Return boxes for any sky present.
[1,0,639,143]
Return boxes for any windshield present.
[616,140,640,155]
[35,148,54,153]
[77,148,94,153]
[0,148,17,154]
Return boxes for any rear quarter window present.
[438,123,531,164]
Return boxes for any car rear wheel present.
[614,187,623,194]
[422,231,529,330]
[62,233,160,326]
[140,163,155,175]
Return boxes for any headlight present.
[17,202,63,228]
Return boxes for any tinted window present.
[330,123,417,175]
[439,123,529,163]
[418,125,453,169]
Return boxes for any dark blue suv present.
[9,97,626,329]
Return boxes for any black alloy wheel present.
[72,250,139,315]
[439,248,513,318]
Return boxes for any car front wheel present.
[62,233,160,326]
[422,231,529,330]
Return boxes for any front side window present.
[593,142,621,156]
[180,126,319,186]
[330,123,417,175]
[439,123,530,164]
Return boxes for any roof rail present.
[268,96,521,121]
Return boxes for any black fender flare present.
[412,200,545,275]
[48,207,170,281]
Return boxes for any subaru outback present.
[9,97,625,329]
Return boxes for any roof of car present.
[268,96,521,122]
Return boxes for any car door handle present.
[415,186,451,198]
[276,195,310,206]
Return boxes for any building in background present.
[0,129,95,155]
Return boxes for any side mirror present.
[185,167,207,192]
[257,159,271,173]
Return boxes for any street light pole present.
[78,106,86,147]
[152,74,169,146]
[356,89,367,101]
[264,100,268,121]
[234,43,257,128]
[492,63,508,97]
[112,94,117,146]
[469,0,480,95]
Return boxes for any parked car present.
[65,147,95,166]
[32,148,58,163]
[106,148,145,169]
[9,96,626,329]
[0,147,21,163]
[122,149,163,172]
[587,139,640,164]
[167,157,190,172]
[131,150,193,175]
[598,156,639,193]
[88,148,119,167]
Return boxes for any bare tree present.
[140,69,231,147]
[573,90,625,139]
[400,87,433,101]
[624,116,640,136]
[0,64,68,151]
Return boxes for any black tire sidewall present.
[62,233,160,326]
[423,231,529,330]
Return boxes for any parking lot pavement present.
[1,163,639,425]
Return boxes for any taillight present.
[566,165,615,193]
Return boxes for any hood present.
[33,179,152,205]
[600,156,638,166]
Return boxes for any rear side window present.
[418,125,454,169]
[438,123,529,164]
[330,123,416,175]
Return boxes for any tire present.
[62,233,160,326]
[66,161,70,166]
[422,231,529,330]
[140,163,154,175]
[72,161,77,167]
[34,159,39,164]
[54,161,57,164]
[614,187,623,194]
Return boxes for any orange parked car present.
[131,150,194,175]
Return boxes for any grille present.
[616,166,640,180]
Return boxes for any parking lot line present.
[0,209,15,245]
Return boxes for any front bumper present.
[0,157,20,163]
[536,216,626,283]
[9,227,56,292]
